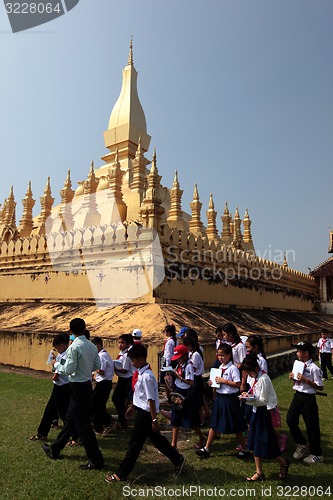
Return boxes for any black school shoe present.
[42,443,58,460]
[195,447,210,458]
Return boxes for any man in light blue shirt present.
[42,318,104,470]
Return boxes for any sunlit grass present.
[0,368,331,500]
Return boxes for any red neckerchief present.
[177,360,192,379]
[116,348,128,360]
[320,339,328,352]
[248,370,264,395]
[219,361,232,376]
[132,364,151,392]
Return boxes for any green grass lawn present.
[0,367,332,500]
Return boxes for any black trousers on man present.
[37,384,70,438]
[320,352,333,379]
[91,380,112,432]
[286,391,322,456]
[49,381,104,467]
[115,407,182,480]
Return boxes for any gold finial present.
[27,181,33,196]
[193,183,199,200]
[127,35,133,66]
[150,147,157,173]
[173,170,179,188]
[206,193,218,240]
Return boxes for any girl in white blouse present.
[196,344,248,458]
[240,354,289,482]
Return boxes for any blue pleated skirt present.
[211,393,247,434]
[247,405,281,458]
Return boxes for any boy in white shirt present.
[317,329,333,381]
[112,334,134,429]
[91,337,114,434]
[29,333,71,441]
[287,342,324,464]
[105,344,185,482]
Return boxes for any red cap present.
[171,344,189,361]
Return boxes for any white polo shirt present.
[116,348,134,379]
[216,361,240,395]
[292,359,323,394]
[133,364,159,413]
[190,351,204,376]
[317,338,333,354]
[174,361,194,390]
[95,349,114,382]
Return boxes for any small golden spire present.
[172,170,179,188]
[168,170,184,228]
[189,184,204,235]
[193,183,199,201]
[243,207,253,245]
[150,147,157,174]
[206,193,218,240]
[127,35,133,66]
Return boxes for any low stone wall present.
[0,329,318,378]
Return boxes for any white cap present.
[132,328,142,338]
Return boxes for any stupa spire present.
[139,149,164,229]
[0,186,17,242]
[108,150,125,204]
[243,208,252,243]
[83,161,98,195]
[206,193,218,241]
[167,170,186,230]
[131,137,149,193]
[189,184,204,235]
[60,169,74,205]
[19,181,35,237]
[32,177,54,235]
[221,201,232,244]
[98,150,127,224]
[232,206,243,249]
[3,186,16,227]
[127,35,133,66]
[73,161,100,229]
[102,40,151,169]
[56,170,75,232]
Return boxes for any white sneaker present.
[303,454,324,464]
[293,443,309,460]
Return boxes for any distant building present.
[310,231,333,314]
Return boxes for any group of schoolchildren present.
[160,322,328,482]
[29,321,330,485]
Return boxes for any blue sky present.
[0,0,332,273]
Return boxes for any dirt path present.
[0,363,50,379]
